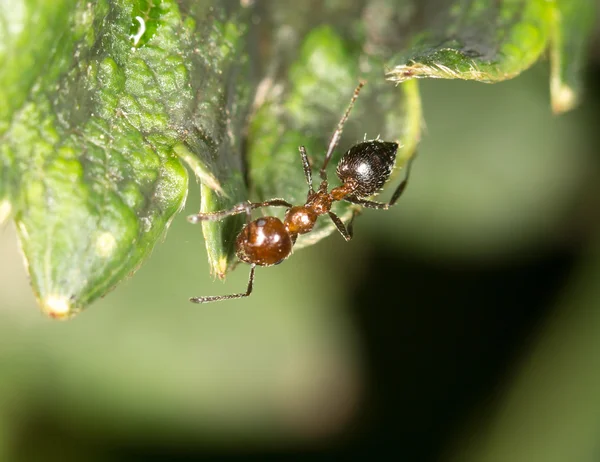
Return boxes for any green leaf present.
[1,0,593,316]
[385,0,594,113]
[0,0,77,135]
[0,0,250,317]
[0,0,77,213]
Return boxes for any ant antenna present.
[319,81,365,182]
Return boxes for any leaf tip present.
[385,64,418,83]
[551,82,578,114]
[40,294,78,320]
[213,257,229,280]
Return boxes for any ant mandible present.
[188,81,412,303]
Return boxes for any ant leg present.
[344,158,413,210]
[345,198,387,209]
[188,202,251,223]
[329,208,361,241]
[345,181,406,210]
[255,199,294,208]
[188,199,293,224]
[319,81,365,181]
[299,146,314,195]
[347,208,360,238]
[190,264,256,304]
[328,212,352,242]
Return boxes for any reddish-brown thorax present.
[284,180,357,239]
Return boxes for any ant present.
[188,81,412,303]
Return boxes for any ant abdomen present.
[336,140,398,198]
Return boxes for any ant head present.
[336,140,399,198]
[236,216,293,266]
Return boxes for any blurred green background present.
[2,56,600,462]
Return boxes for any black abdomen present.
[336,140,398,198]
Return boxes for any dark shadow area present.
[340,245,578,461]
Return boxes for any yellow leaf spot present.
[95,232,117,258]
